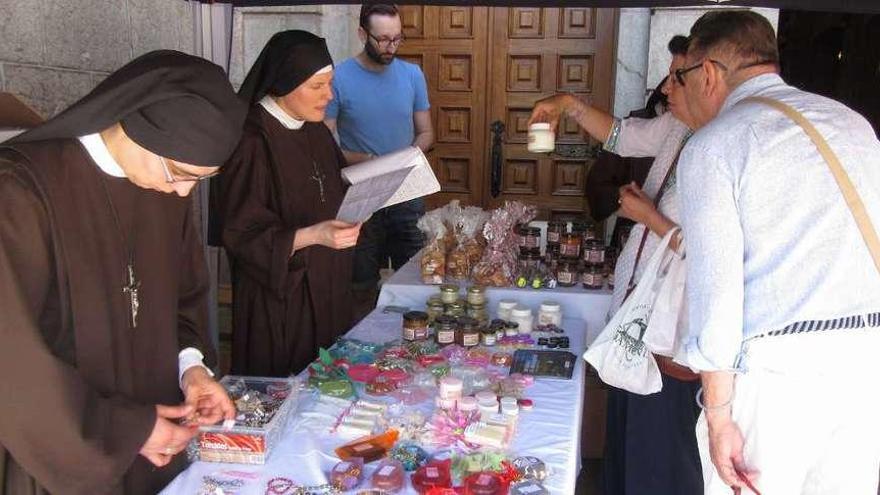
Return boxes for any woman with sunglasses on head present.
[530,35,705,495]
[219,30,361,377]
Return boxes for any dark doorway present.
[778,10,880,134]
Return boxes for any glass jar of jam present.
[546,220,566,245]
[517,251,541,272]
[517,225,541,252]
[559,233,581,259]
[467,303,489,324]
[581,264,605,290]
[481,327,497,346]
[456,316,481,347]
[426,300,445,323]
[439,284,459,304]
[466,285,487,306]
[579,222,598,243]
[445,300,466,318]
[402,311,429,341]
[556,261,579,287]
[583,240,606,265]
[434,315,458,345]
[504,321,520,337]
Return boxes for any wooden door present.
[486,7,617,221]
[397,6,490,209]
[397,7,617,218]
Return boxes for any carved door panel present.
[397,6,489,209]
[485,7,617,220]
[397,7,617,219]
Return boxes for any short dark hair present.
[668,35,690,56]
[688,11,779,68]
[359,4,400,30]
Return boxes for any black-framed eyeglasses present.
[159,157,220,183]
[367,31,405,49]
[674,59,729,86]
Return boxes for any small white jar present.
[527,123,555,153]
[497,299,518,320]
[537,301,563,327]
[510,305,533,334]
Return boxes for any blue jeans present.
[352,198,425,289]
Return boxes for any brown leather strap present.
[742,96,880,275]
[623,141,687,299]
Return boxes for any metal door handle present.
[490,120,505,198]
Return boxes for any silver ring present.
[618,198,622,204]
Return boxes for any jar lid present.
[540,301,561,312]
[467,285,485,294]
[529,122,551,131]
[428,300,445,308]
[440,284,459,293]
[500,396,518,408]
[468,302,486,309]
[435,315,458,326]
[505,321,520,329]
[456,316,479,329]
[458,396,478,411]
[403,311,429,322]
[475,390,497,403]
[447,301,465,309]
[510,305,532,317]
[439,376,463,390]
[498,299,518,309]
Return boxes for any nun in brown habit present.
[0,51,247,494]
[220,31,361,377]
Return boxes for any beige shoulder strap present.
[741,95,880,275]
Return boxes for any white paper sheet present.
[336,146,440,223]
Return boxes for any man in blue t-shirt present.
[325,3,434,321]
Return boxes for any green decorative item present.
[428,361,451,379]
[516,276,528,288]
[451,451,508,481]
[308,348,355,399]
[316,378,354,398]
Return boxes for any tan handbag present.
[742,96,880,274]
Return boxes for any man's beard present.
[365,41,394,65]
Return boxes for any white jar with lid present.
[497,299,518,320]
[537,301,563,327]
[509,305,533,334]
[527,123,555,153]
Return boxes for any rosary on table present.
[265,477,340,495]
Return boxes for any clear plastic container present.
[195,375,298,464]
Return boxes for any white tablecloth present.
[378,256,613,345]
[162,310,591,494]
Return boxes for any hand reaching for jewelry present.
[181,366,236,427]
[140,404,199,467]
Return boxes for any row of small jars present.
[429,284,489,324]
[552,260,613,289]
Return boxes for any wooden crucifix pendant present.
[122,263,141,328]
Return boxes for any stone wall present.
[647,7,779,91]
[228,5,362,89]
[0,0,195,119]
